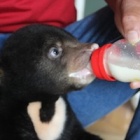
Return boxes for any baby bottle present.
[90,39,140,82]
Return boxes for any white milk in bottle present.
[91,39,140,82]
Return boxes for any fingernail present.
[127,31,139,44]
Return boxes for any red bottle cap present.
[90,44,116,81]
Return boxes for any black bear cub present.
[0,24,102,140]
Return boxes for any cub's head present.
[0,24,97,100]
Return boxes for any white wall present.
[75,0,86,20]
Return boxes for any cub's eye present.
[48,47,62,60]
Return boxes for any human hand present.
[106,0,140,89]
[116,0,140,89]
[116,0,140,44]
[106,0,140,43]
[130,82,140,89]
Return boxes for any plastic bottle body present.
[91,39,140,82]
[104,39,140,82]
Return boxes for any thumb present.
[121,0,140,43]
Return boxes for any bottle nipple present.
[90,44,116,81]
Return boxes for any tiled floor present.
[86,102,134,140]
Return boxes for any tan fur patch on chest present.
[27,97,66,140]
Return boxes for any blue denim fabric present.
[65,6,122,45]
[0,33,11,50]
[125,99,140,140]
[0,6,139,140]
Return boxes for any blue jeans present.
[0,6,139,140]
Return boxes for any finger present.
[130,82,140,89]
[121,0,140,43]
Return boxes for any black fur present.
[0,24,102,140]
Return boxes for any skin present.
[105,0,140,89]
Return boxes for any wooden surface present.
[86,102,134,140]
